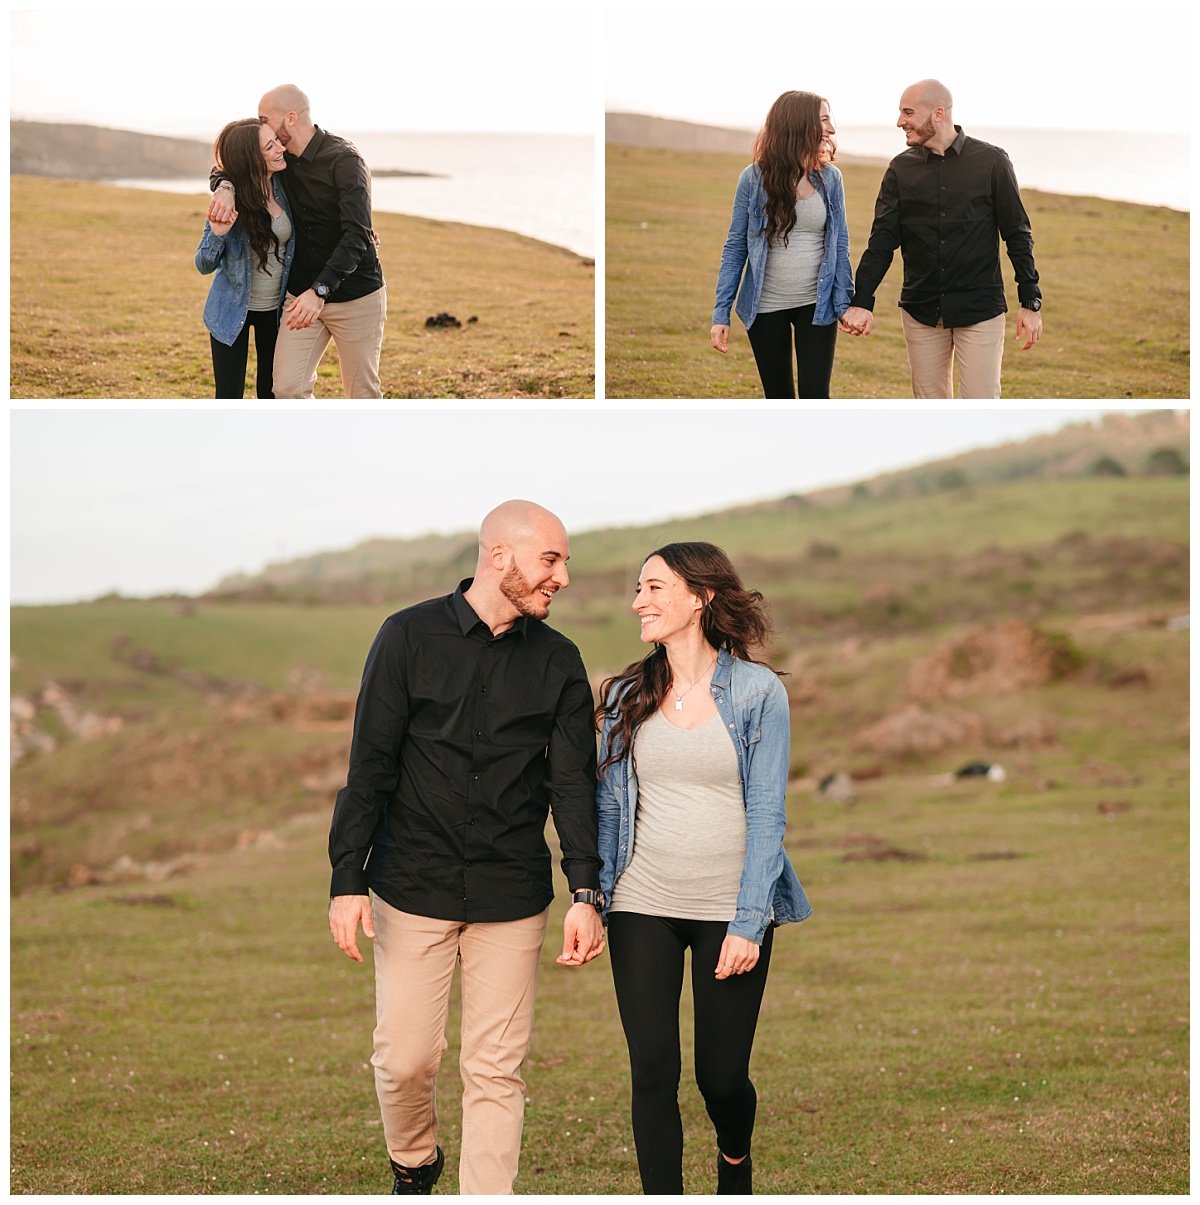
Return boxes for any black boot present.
[390,1146,445,1195]
[717,1151,753,1195]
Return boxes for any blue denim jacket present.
[712,162,853,330]
[596,648,812,944]
[195,175,295,346]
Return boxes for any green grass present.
[10,475,1189,1192]
[605,144,1190,399]
[10,718,1188,1193]
[10,176,595,399]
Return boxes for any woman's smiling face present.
[631,554,704,644]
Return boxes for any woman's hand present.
[208,215,236,237]
[710,324,730,353]
[714,933,760,979]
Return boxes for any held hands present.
[286,289,326,330]
[556,902,606,967]
[715,933,760,980]
[839,306,873,337]
[1016,308,1043,351]
[710,324,730,353]
[329,894,375,963]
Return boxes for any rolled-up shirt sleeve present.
[328,619,408,896]
[992,153,1041,308]
[546,648,601,891]
[850,165,902,311]
[314,153,374,297]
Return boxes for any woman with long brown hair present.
[711,91,853,399]
[595,542,811,1194]
[195,119,294,398]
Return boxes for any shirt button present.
[465,861,473,869]
[472,774,480,781]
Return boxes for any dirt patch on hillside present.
[854,704,985,757]
[11,681,124,762]
[223,690,356,731]
[907,619,1081,702]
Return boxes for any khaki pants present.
[370,896,549,1195]
[901,310,1005,398]
[273,286,387,398]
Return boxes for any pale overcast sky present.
[11,407,1148,605]
[605,0,1192,133]
[9,3,598,137]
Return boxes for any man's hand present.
[329,894,375,963]
[286,289,326,330]
[208,182,237,225]
[556,902,605,967]
[839,306,873,336]
[208,215,235,237]
[710,324,730,353]
[1016,307,1043,350]
[714,934,760,980]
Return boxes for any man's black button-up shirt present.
[281,127,385,302]
[851,126,1041,328]
[328,580,601,922]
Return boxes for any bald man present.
[840,79,1042,398]
[209,84,386,398]
[327,501,604,1194]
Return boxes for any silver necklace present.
[670,653,716,712]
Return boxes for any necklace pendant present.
[674,698,684,712]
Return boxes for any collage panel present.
[9,406,1190,1194]
[603,6,1189,401]
[10,6,597,401]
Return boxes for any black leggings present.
[746,304,838,399]
[210,309,279,399]
[608,911,774,1194]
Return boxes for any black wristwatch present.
[314,282,331,300]
[1022,297,1042,312]
[571,888,605,910]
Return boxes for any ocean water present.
[833,125,1189,211]
[115,131,594,257]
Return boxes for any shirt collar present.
[920,124,967,160]
[711,646,734,690]
[296,125,326,164]
[451,578,528,638]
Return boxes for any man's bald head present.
[258,85,315,152]
[260,84,311,119]
[477,500,567,565]
[897,79,956,153]
[903,79,953,113]
[467,500,572,630]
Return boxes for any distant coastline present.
[9,120,443,181]
[11,120,592,256]
[606,112,1189,212]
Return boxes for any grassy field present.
[10,477,1189,1193]
[9,176,595,399]
[605,144,1190,399]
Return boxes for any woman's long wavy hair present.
[595,542,777,773]
[213,119,281,273]
[753,90,828,247]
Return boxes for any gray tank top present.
[609,710,746,921]
[247,209,293,312]
[757,188,826,313]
